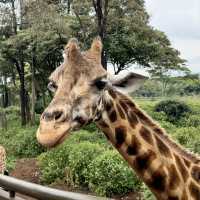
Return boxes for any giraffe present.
[36,38,200,200]
[0,145,6,174]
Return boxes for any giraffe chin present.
[36,124,71,148]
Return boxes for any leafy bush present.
[179,114,200,127]
[172,127,200,154]
[85,150,141,197]
[38,141,74,184]
[35,98,45,114]
[154,100,191,122]
[0,106,20,121]
[38,130,108,184]
[6,155,16,171]
[83,123,98,132]
[3,106,20,115]
[68,130,108,146]
[67,142,105,186]
[140,184,156,200]
[13,127,44,157]
[183,84,200,95]
[0,123,44,158]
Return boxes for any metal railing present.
[0,175,110,200]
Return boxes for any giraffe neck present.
[96,89,200,200]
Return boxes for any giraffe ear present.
[64,38,81,63]
[110,72,148,94]
[90,36,102,62]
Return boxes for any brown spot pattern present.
[105,100,113,112]
[154,127,164,135]
[155,135,172,158]
[116,104,125,119]
[126,135,141,156]
[174,154,189,182]
[189,182,200,200]
[127,110,139,128]
[115,126,127,148]
[140,126,154,145]
[108,89,117,99]
[134,109,154,126]
[168,164,181,190]
[191,166,200,183]
[125,100,136,109]
[109,110,117,122]
[134,150,156,173]
[148,168,167,192]
[119,100,128,111]
[98,120,109,128]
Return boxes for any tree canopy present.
[0,0,189,125]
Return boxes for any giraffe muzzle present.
[36,120,71,148]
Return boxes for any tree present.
[69,0,186,75]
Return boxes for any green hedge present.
[38,130,108,184]
[38,131,142,197]
[85,150,141,197]
[172,127,200,154]
[154,100,191,123]
[67,142,105,186]
[0,124,44,158]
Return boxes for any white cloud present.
[145,0,200,73]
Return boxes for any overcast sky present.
[145,0,200,73]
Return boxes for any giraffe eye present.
[91,78,107,90]
[48,81,57,92]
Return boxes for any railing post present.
[9,190,16,198]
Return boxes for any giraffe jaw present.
[36,122,71,148]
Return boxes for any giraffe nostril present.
[42,110,64,122]
[54,111,63,121]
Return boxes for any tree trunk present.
[2,76,9,108]
[15,59,26,125]
[92,0,108,69]
[19,74,26,126]
[25,90,31,123]
[67,0,71,14]
[10,0,17,34]
[31,47,36,125]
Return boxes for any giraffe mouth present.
[51,131,69,147]
[36,123,71,148]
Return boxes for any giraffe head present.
[36,37,147,147]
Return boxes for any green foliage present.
[38,141,74,184]
[13,127,44,157]
[35,99,45,114]
[67,142,105,186]
[179,114,200,127]
[183,83,200,95]
[141,184,156,200]
[0,106,20,120]
[83,123,98,132]
[85,150,141,197]
[172,127,200,154]
[0,119,44,158]
[66,130,108,146]
[6,155,16,171]
[38,131,141,197]
[154,100,191,122]
[38,130,108,184]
